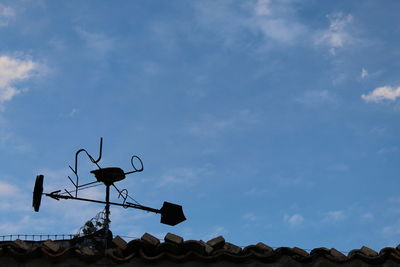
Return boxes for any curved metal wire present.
[124,155,144,175]
[68,138,103,197]
[112,184,141,207]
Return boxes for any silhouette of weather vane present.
[32,138,186,230]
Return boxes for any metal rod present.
[105,185,110,230]
[77,181,101,188]
[44,193,160,213]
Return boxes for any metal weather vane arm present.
[45,191,160,214]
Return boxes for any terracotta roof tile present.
[112,235,127,250]
[43,240,60,253]
[0,234,399,266]
[223,242,241,255]
[360,246,378,257]
[206,236,225,250]
[182,240,206,255]
[329,248,348,262]
[141,232,160,246]
[199,240,214,255]
[14,239,29,251]
[164,233,184,245]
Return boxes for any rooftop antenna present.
[32,138,186,231]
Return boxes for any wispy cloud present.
[382,220,400,242]
[0,180,31,212]
[270,174,313,188]
[193,0,307,48]
[158,164,214,187]
[284,213,304,227]
[362,86,400,103]
[243,212,258,222]
[377,146,398,156]
[315,13,354,55]
[295,90,337,106]
[361,68,368,79]
[76,28,115,58]
[251,0,307,44]
[187,109,259,137]
[202,225,227,241]
[327,163,349,172]
[0,4,15,27]
[0,215,59,234]
[0,55,40,110]
[69,108,79,117]
[244,187,270,197]
[0,181,18,196]
[360,212,374,222]
[322,210,346,223]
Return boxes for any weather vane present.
[32,138,186,231]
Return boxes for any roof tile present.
[199,240,214,254]
[310,247,330,256]
[223,242,242,255]
[79,247,95,256]
[1,234,400,265]
[182,240,205,255]
[206,236,225,250]
[13,239,29,251]
[156,241,181,255]
[141,233,160,247]
[43,240,60,253]
[292,247,309,257]
[164,233,184,245]
[256,242,273,253]
[360,246,378,257]
[112,235,127,250]
[330,248,347,261]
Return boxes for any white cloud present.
[295,90,336,106]
[361,68,368,79]
[193,0,307,48]
[0,181,18,196]
[250,0,307,44]
[362,86,400,103]
[323,210,346,222]
[0,4,15,27]
[256,18,306,44]
[315,13,354,54]
[0,55,38,109]
[284,213,304,227]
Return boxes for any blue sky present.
[0,0,399,252]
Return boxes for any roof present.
[1,233,400,266]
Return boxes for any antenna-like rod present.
[68,137,103,197]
